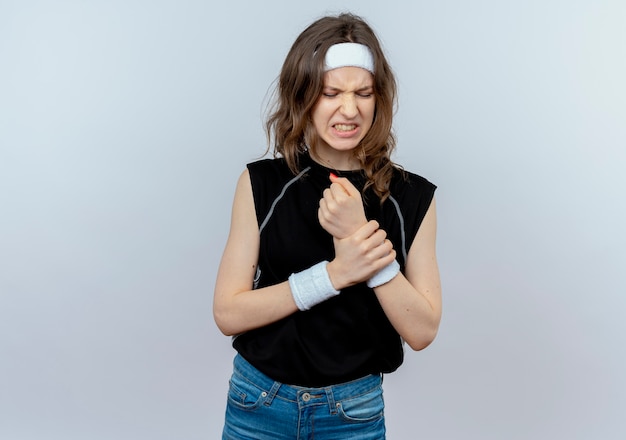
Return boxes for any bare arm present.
[372,199,442,350]
[213,170,298,336]
[214,170,395,336]
[318,176,442,350]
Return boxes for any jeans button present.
[302,392,311,402]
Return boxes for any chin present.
[328,140,361,151]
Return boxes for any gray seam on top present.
[259,166,311,234]
[388,195,407,263]
[254,166,310,291]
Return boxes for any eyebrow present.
[323,85,374,92]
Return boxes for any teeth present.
[335,124,356,131]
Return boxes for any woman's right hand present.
[318,174,367,239]
[326,220,397,290]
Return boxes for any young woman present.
[214,12,441,439]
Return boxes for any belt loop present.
[325,387,338,415]
[263,381,281,406]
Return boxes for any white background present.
[1,0,625,439]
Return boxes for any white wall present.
[1,0,624,439]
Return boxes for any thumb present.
[329,173,358,197]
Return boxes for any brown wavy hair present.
[265,13,399,202]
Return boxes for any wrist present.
[288,261,341,311]
[367,259,400,288]
[325,259,352,291]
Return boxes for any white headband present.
[324,43,375,74]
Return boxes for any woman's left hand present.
[326,220,396,289]
[318,174,367,239]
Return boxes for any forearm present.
[215,260,340,335]
[373,272,441,351]
[214,281,298,336]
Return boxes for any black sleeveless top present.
[233,152,436,387]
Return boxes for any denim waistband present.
[232,354,382,403]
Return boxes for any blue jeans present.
[222,354,386,439]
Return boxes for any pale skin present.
[319,175,442,350]
[213,66,442,351]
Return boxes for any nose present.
[339,93,358,119]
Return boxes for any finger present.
[329,174,359,197]
[329,182,350,201]
[364,229,389,251]
[368,242,396,265]
[352,220,380,241]
[318,202,336,224]
[320,191,340,215]
[329,173,349,195]
[318,201,325,219]
[322,187,334,203]
[377,248,397,267]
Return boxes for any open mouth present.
[333,124,357,132]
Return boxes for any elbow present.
[407,337,435,351]
[213,315,231,337]
[405,325,439,351]
[214,319,237,337]
[404,305,442,351]
[215,323,236,337]
[213,304,238,337]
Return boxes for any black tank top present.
[233,152,436,387]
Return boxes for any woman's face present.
[310,66,375,167]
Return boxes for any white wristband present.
[288,261,340,311]
[367,260,400,288]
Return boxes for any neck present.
[309,149,361,172]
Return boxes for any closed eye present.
[322,91,373,98]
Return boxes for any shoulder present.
[388,166,437,234]
[378,166,437,257]
[246,156,290,177]
[246,155,317,194]
[246,157,293,193]
[390,166,437,200]
[245,156,304,224]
